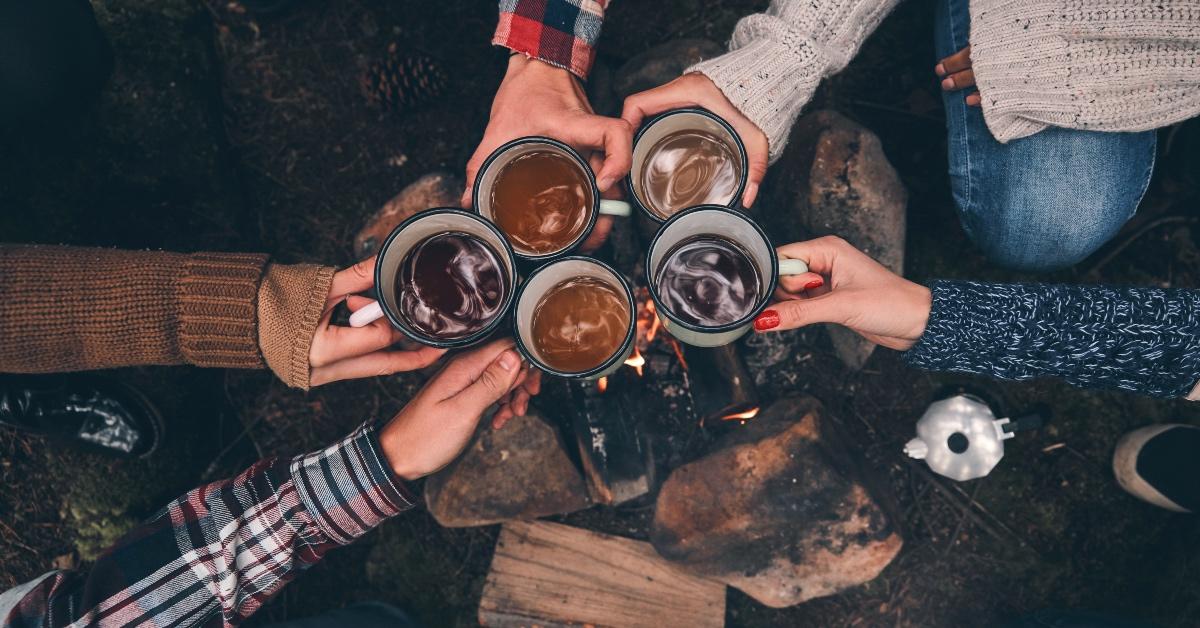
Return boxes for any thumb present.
[451,349,523,414]
[759,294,847,332]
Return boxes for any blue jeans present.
[936,0,1157,272]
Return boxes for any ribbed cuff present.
[291,422,416,546]
[177,252,270,369]
[257,263,336,390]
[688,37,821,163]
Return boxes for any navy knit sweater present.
[903,281,1200,398]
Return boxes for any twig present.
[1082,215,1200,275]
[941,483,980,555]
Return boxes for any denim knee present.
[952,128,1156,272]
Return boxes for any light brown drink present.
[640,129,741,219]
[491,150,593,255]
[531,276,630,373]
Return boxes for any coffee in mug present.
[653,235,762,327]
[491,150,593,256]
[530,276,631,373]
[396,231,509,341]
[629,109,748,222]
[474,137,632,261]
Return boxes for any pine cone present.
[363,43,448,113]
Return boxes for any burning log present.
[682,343,761,426]
[566,374,654,505]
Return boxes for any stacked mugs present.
[350,108,808,380]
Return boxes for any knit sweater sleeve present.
[904,281,1200,399]
[686,0,901,162]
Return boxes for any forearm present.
[3,421,413,628]
[0,245,268,373]
[688,0,901,161]
[493,0,609,79]
[904,281,1200,399]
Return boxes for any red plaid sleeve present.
[2,421,414,628]
[493,0,610,79]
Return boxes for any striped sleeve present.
[2,421,414,628]
[493,0,609,79]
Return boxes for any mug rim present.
[645,204,779,334]
[511,255,637,379]
[625,107,750,223]
[471,136,602,263]
[375,207,519,349]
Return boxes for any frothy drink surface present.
[655,235,761,327]
[531,276,629,373]
[491,151,592,255]
[640,129,741,219]
[397,232,508,340]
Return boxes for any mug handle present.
[777,257,810,275]
[599,199,632,217]
[349,300,386,328]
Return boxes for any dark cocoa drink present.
[531,277,630,373]
[491,150,593,255]
[397,232,508,340]
[640,129,741,219]
[654,235,762,327]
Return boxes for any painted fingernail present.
[498,351,519,371]
[804,278,824,290]
[754,309,780,331]
[934,63,945,76]
[941,77,954,90]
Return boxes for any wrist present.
[902,282,933,349]
[506,54,578,88]
[378,418,423,481]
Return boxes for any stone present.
[614,39,725,101]
[651,397,902,608]
[353,171,464,258]
[766,111,908,370]
[424,409,592,527]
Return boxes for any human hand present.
[462,55,633,207]
[308,257,446,386]
[752,236,932,351]
[936,46,979,107]
[492,369,542,430]
[378,339,527,480]
[621,73,769,208]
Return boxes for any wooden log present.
[683,343,760,425]
[566,375,654,505]
[479,520,725,628]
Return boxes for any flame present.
[597,376,608,393]
[624,347,646,377]
[644,301,662,343]
[722,407,760,421]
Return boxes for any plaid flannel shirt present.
[494,0,610,79]
[2,422,414,628]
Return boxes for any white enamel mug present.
[645,205,809,348]
[348,208,519,348]
[473,136,631,262]
[512,256,636,380]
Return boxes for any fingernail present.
[498,351,519,371]
[596,176,615,192]
[754,309,780,331]
[941,77,954,90]
[934,63,945,76]
[804,278,824,290]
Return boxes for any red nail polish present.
[804,278,824,291]
[754,310,780,331]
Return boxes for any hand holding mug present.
[753,236,932,351]
[622,73,769,207]
[379,339,527,480]
[307,258,447,386]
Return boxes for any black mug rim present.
[471,136,602,263]
[625,107,750,223]
[511,256,637,379]
[374,207,519,349]
[644,204,779,334]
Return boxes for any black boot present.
[0,375,164,458]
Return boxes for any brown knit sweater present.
[0,245,335,389]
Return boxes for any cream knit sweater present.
[689,0,1200,162]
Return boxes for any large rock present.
[614,39,724,101]
[425,409,591,527]
[768,111,907,370]
[651,397,902,608]
[354,171,463,258]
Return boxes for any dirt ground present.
[2,0,1200,626]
